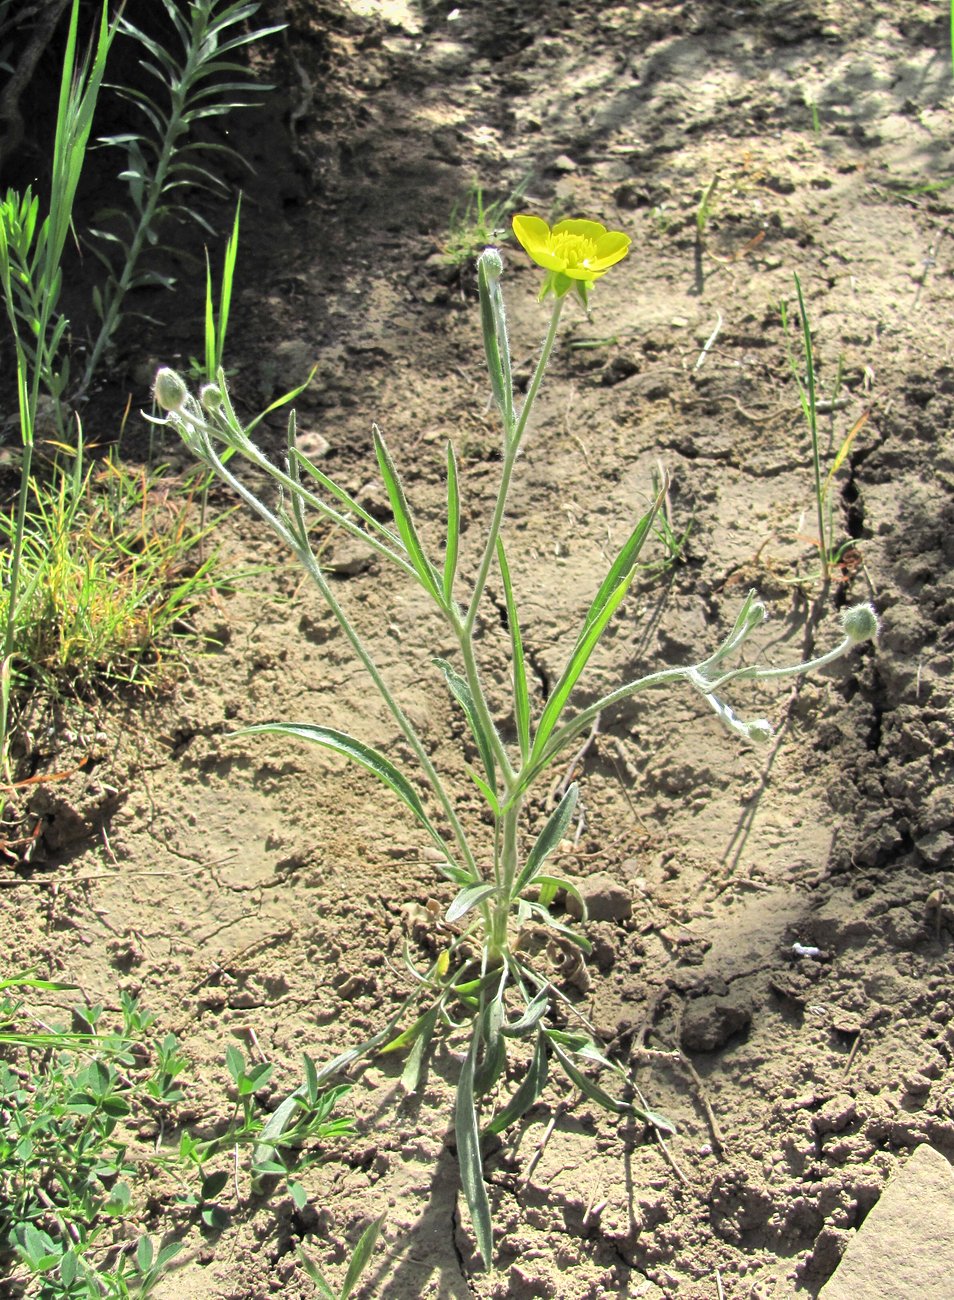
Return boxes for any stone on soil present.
[564,872,632,922]
[818,1144,954,1299]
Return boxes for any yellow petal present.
[552,218,608,241]
[512,214,551,260]
[594,231,630,259]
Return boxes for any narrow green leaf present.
[501,988,549,1039]
[530,573,635,764]
[433,658,497,791]
[401,1005,439,1094]
[513,784,578,898]
[496,537,531,762]
[466,766,501,816]
[824,409,869,496]
[203,247,215,379]
[574,504,658,653]
[373,425,443,604]
[477,252,514,435]
[340,1213,386,1300]
[443,440,460,604]
[487,1029,548,1133]
[523,901,592,953]
[446,882,497,924]
[637,1106,677,1136]
[246,367,317,433]
[296,1246,336,1298]
[303,1053,319,1105]
[217,193,241,369]
[549,1040,630,1115]
[455,1032,494,1267]
[473,990,507,1097]
[532,873,587,922]
[236,723,455,869]
[380,1006,439,1056]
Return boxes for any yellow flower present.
[511,215,630,303]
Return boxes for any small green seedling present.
[298,1214,386,1299]
[441,174,532,269]
[781,274,869,581]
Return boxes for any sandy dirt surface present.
[3,2,954,1297]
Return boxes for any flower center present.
[549,231,598,268]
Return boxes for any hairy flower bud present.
[745,718,774,744]
[840,603,879,644]
[478,246,504,280]
[200,383,224,413]
[153,367,188,413]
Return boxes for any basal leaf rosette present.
[512,215,630,304]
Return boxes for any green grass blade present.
[203,247,215,380]
[443,441,460,604]
[455,1031,494,1267]
[512,783,578,898]
[792,273,828,574]
[495,537,530,762]
[823,409,869,498]
[487,1029,548,1133]
[372,425,443,603]
[236,722,454,866]
[295,1247,336,1299]
[217,193,241,370]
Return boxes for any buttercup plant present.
[152,217,877,1267]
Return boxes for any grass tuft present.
[0,441,233,706]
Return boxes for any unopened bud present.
[745,718,774,744]
[478,246,504,280]
[153,367,189,413]
[200,383,224,413]
[840,604,879,644]
[742,599,767,635]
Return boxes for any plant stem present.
[489,796,522,961]
[81,9,202,390]
[199,437,479,881]
[463,296,563,638]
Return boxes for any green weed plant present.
[154,216,878,1267]
[1,975,355,1298]
[85,0,282,392]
